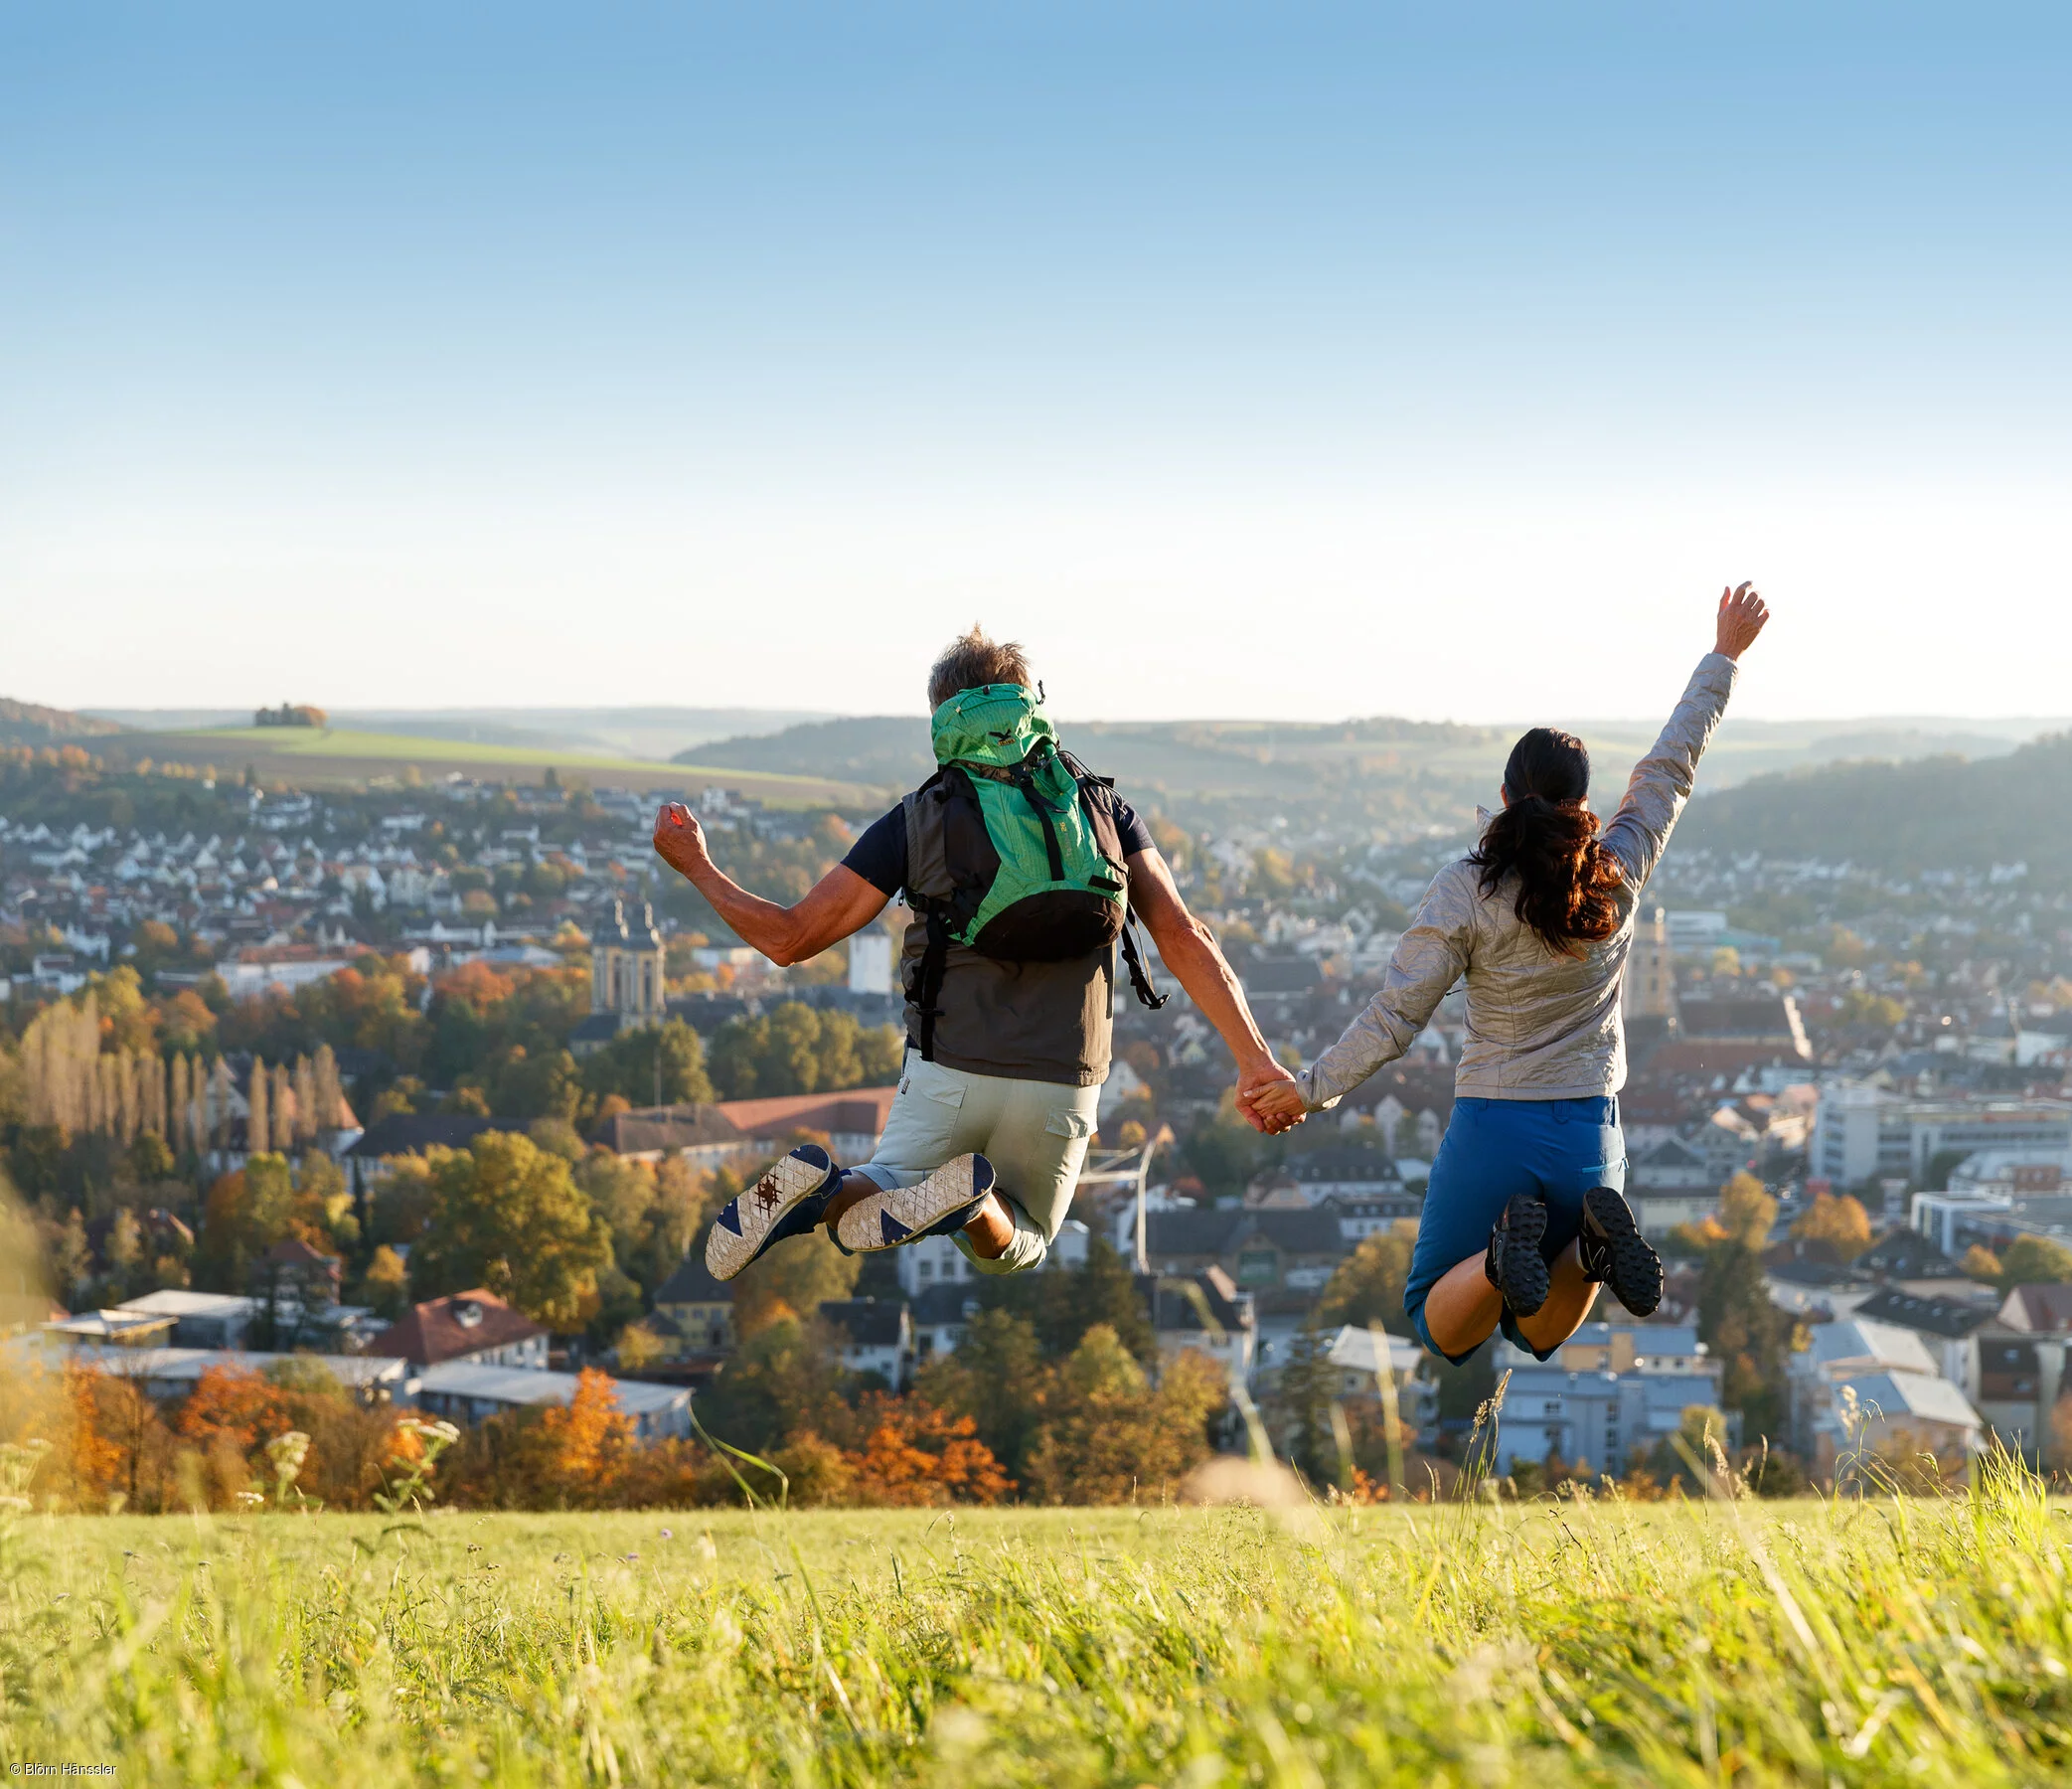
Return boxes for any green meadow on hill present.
[94,726,887,807]
[6,1467,2071,1785]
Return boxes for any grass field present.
[5,1464,2071,1786]
[97,727,891,806]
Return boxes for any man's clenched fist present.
[653,801,710,879]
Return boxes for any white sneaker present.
[833,1154,997,1253]
[704,1144,840,1282]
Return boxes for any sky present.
[4,3,2069,726]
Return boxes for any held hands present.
[1714,582,1769,661]
[652,802,711,879]
[1235,1057,1310,1135]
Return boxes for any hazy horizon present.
[7,5,2069,720]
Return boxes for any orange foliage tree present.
[844,1398,1012,1506]
[177,1366,292,1455]
[519,1367,637,1507]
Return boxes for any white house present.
[410,1362,692,1440]
[816,1299,912,1389]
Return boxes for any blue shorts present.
[1404,1094,1627,1365]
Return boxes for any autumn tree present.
[193,1158,299,1291]
[1020,1326,1226,1504]
[177,1365,291,1457]
[582,1019,714,1109]
[409,1131,612,1330]
[843,1398,1012,1506]
[1789,1191,1873,1260]
[1316,1222,1416,1334]
[691,1314,858,1458]
[703,1003,900,1101]
[362,1244,409,1317]
[529,1367,637,1506]
[1963,1244,2004,1285]
[1995,1233,2072,1292]
[66,1364,175,1513]
[1717,1171,1777,1251]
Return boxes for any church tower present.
[591,897,666,1026]
[1624,904,1677,1021]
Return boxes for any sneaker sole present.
[835,1154,996,1253]
[1583,1188,1663,1316]
[705,1145,837,1282]
[1495,1195,1551,1316]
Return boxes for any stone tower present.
[591,897,666,1026]
[1624,903,1677,1021]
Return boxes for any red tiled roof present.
[264,1236,340,1267]
[716,1088,898,1139]
[366,1288,546,1365]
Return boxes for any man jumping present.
[652,625,1299,1283]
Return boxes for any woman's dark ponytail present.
[1470,729,1626,955]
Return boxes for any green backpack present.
[902,683,1166,1059]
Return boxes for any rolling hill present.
[90,727,888,808]
[673,710,2072,841]
[0,698,127,747]
[87,706,832,762]
[1674,732,2072,875]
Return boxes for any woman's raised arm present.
[1600,583,1768,890]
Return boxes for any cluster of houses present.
[0,782,815,1006]
[18,1283,695,1441]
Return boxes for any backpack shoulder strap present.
[909,902,953,1061]
[900,770,964,904]
[1118,912,1168,1011]
[901,772,974,1057]
[1058,746,1155,994]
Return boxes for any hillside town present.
[5,740,2072,1508]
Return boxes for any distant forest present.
[0,698,125,747]
[1676,732,2072,876]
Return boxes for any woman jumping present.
[1248,584,1770,1362]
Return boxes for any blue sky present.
[4,4,2068,723]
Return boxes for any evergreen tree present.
[975,1236,1156,1363]
[1270,1325,1342,1488]
[1696,1240,1792,1439]
[915,1308,1047,1480]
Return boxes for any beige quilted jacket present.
[1296,651,1738,1107]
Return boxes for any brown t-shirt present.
[842,787,1153,1086]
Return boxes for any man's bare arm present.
[1126,847,1302,1134]
[653,802,889,968]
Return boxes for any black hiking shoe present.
[1577,1187,1663,1317]
[1484,1194,1550,1317]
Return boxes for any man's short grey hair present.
[927,625,1034,711]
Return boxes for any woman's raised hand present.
[1714,582,1769,661]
